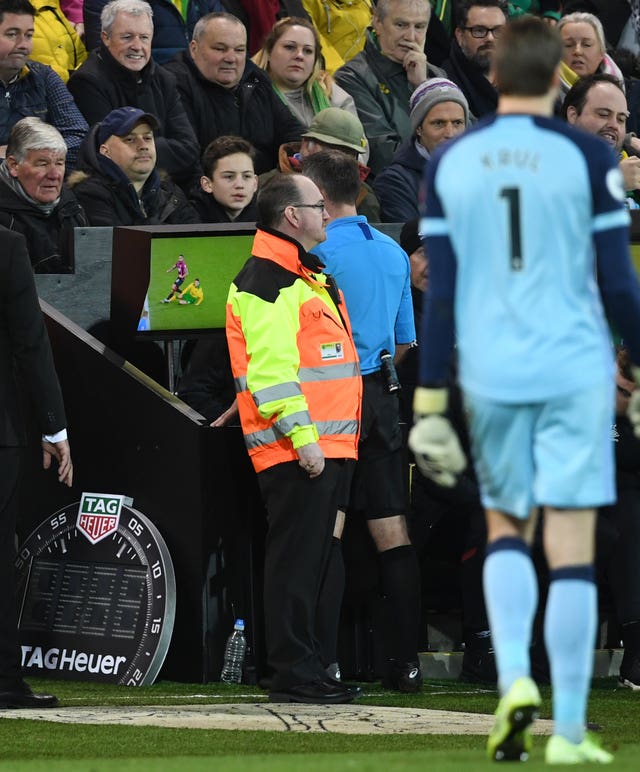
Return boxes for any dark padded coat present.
[68,45,199,183]
[0,178,87,273]
[164,52,304,175]
[69,124,200,227]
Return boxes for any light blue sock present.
[544,566,596,745]
[483,537,538,695]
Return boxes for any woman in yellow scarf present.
[558,12,625,103]
[252,16,359,128]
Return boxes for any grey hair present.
[558,12,606,53]
[101,0,153,35]
[192,11,245,43]
[374,0,430,23]
[6,117,67,162]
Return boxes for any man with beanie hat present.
[260,107,381,221]
[375,78,469,222]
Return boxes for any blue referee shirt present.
[312,215,415,375]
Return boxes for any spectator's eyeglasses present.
[294,202,326,212]
[461,25,504,39]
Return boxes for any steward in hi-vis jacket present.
[226,173,361,705]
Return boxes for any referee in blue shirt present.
[305,151,421,693]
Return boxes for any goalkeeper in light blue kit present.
[410,16,640,766]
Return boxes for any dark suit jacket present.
[0,227,66,447]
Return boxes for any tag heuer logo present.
[77,493,124,544]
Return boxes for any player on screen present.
[178,279,204,306]
[162,254,188,303]
[137,310,150,331]
[409,16,640,766]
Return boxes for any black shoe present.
[325,663,362,698]
[0,680,58,709]
[618,648,640,691]
[258,675,273,691]
[269,678,355,704]
[381,660,423,693]
[325,677,362,698]
[460,631,497,685]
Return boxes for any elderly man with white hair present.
[68,0,199,185]
[334,0,446,175]
[0,117,87,273]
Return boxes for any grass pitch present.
[0,677,637,770]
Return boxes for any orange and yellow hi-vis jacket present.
[226,227,362,473]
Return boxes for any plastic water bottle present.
[220,618,246,683]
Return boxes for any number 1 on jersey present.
[500,187,523,271]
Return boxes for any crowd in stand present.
[3,0,640,697]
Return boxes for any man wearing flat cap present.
[69,106,199,226]
[262,107,381,222]
[375,78,470,222]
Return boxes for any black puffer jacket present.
[68,45,200,182]
[0,178,87,273]
[68,124,200,226]
[164,53,304,175]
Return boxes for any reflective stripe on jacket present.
[226,227,362,473]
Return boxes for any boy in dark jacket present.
[190,136,257,223]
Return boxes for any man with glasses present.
[442,0,508,119]
[226,173,362,704]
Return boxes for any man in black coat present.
[69,107,199,226]
[68,0,199,186]
[164,12,304,176]
[0,226,73,708]
[0,117,87,274]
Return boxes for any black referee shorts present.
[349,372,407,519]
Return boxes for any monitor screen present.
[110,223,256,340]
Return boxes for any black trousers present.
[0,447,21,683]
[258,458,343,690]
[601,488,640,624]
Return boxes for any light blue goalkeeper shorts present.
[464,379,615,518]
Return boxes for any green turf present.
[146,234,251,331]
[0,677,636,770]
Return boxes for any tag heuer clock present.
[15,493,176,686]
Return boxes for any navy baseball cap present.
[98,107,159,144]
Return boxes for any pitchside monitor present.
[110,223,256,340]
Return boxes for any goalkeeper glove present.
[408,387,466,487]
